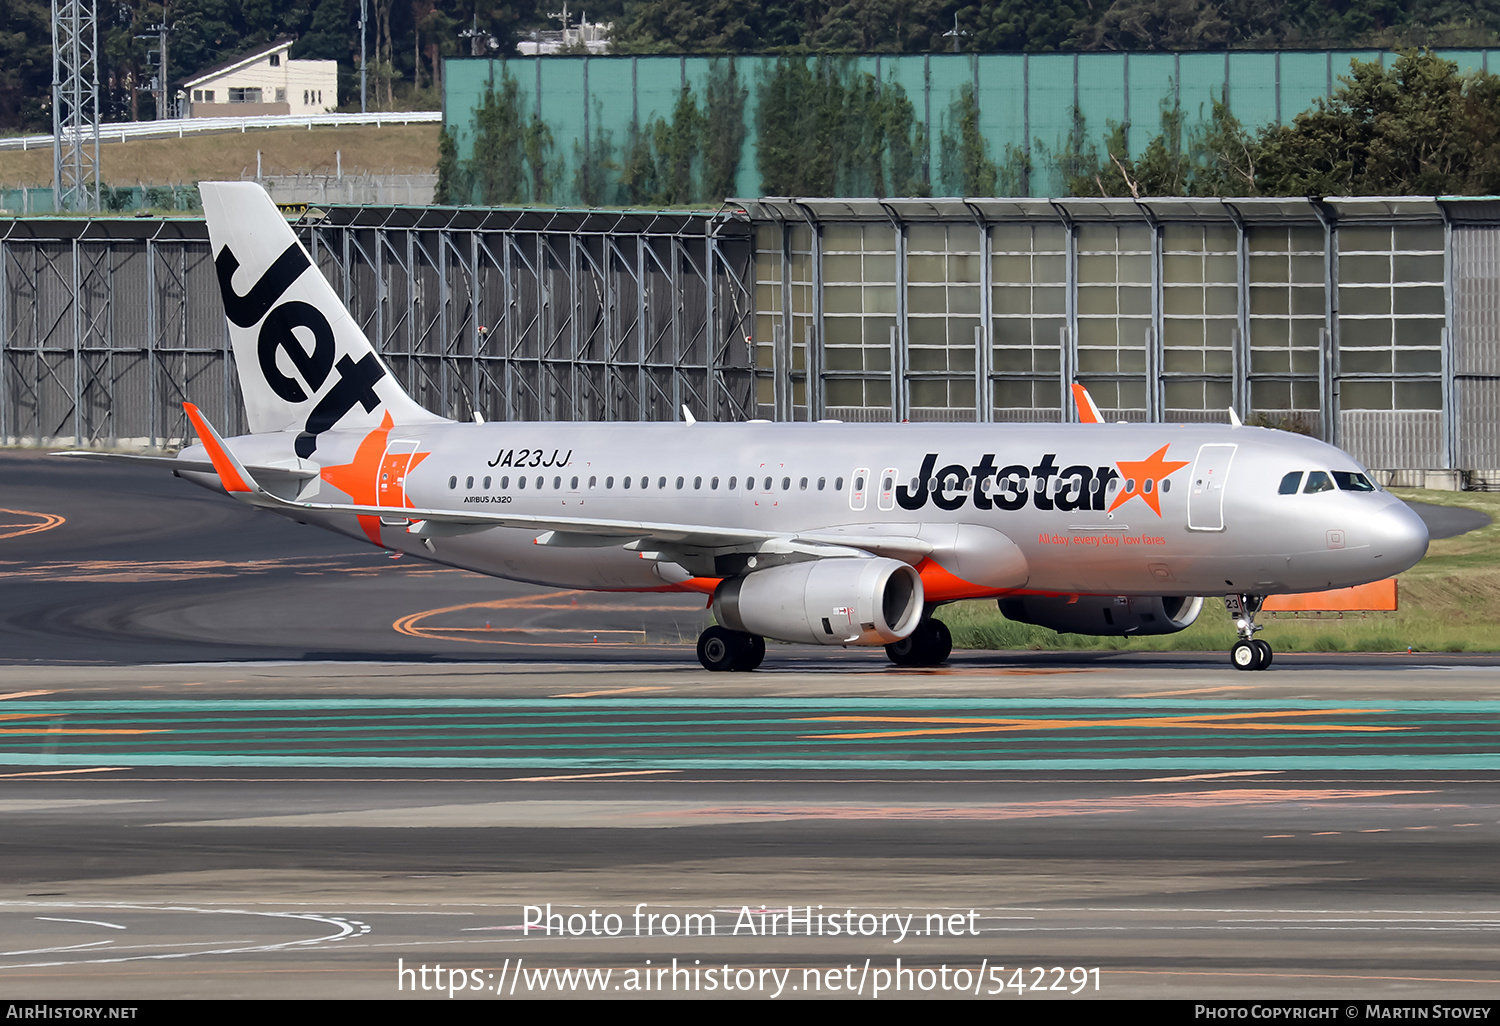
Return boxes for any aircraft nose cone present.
[1371,500,1429,573]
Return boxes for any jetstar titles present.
[894,451,1184,517]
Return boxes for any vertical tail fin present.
[1071,383,1105,424]
[200,182,443,456]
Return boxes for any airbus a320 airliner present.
[59,183,1430,671]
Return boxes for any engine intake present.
[714,557,924,646]
[997,594,1203,636]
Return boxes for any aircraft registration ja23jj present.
[59,183,1431,672]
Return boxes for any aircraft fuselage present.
[179,419,1429,601]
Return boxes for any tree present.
[1257,49,1500,195]
[0,0,52,129]
[702,58,748,200]
[938,83,997,196]
[653,85,704,205]
[1191,97,1258,196]
[466,72,527,204]
[756,57,927,197]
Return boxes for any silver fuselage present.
[179,420,1430,599]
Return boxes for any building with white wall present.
[182,39,337,118]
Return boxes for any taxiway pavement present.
[1,450,1498,1000]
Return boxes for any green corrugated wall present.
[443,50,1498,204]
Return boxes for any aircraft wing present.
[178,404,933,561]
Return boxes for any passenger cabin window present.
[1304,471,1335,494]
[1279,472,1303,495]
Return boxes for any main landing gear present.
[1225,593,1273,671]
[885,617,952,668]
[696,625,765,672]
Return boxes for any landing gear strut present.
[696,625,765,672]
[886,617,952,667]
[1225,594,1273,671]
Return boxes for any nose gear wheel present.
[1224,594,1272,670]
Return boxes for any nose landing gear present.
[1225,594,1273,670]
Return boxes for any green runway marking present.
[1,696,1497,771]
[7,697,1500,713]
[1,753,1500,771]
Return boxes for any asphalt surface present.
[1407,500,1492,540]
[2,448,1500,1001]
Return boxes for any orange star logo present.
[1107,444,1189,517]
[319,412,430,545]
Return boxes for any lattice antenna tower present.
[51,0,102,212]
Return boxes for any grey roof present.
[181,37,297,90]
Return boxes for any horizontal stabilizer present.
[51,450,319,490]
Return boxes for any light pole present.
[360,0,367,113]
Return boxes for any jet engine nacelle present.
[997,594,1204,636]
[714,557,924,646]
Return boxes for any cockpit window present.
[1278,471,1303,495]
[1303,471,1335,494]
[1333,471,1376,492]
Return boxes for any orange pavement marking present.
[797,708,1404,740]
[0,509,65,541]
[0,728,167,735]
[503,770,679,782]
[0,767,128,779]
[393,591,700,648]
